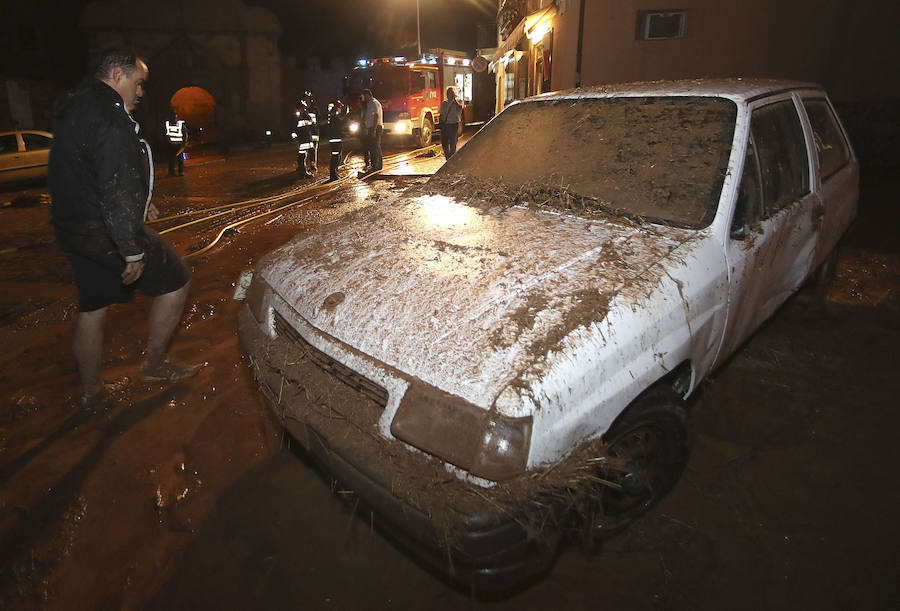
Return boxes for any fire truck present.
[344,49,478,148]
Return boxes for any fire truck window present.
[426,72,436,89]
[374,67,410,99]
[454,73,473,102]
[411,71,426,94]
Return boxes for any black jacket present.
[49,78,150,261]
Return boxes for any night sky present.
[248,0,497,61]
[6,0,496,86]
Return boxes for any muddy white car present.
[238,79,857,588]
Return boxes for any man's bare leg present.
[73,307,108,399]
[141,282,199,381]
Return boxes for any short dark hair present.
[88,47,140,79]
[362,88,373,98]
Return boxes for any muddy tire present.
[811,248,839,300]
[586,386,688,541]
[417,117,433,148]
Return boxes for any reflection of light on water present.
[419,194,477,228]
[353,181,372,201]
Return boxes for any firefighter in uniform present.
[326,100,347,181]
[164,111,187,176]
[302,91,320,173]
[295,98,316,178]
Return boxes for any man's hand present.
[122,260,145,285]
[146,202,159,221]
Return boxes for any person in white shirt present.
[361,88,383,171]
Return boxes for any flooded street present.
[1,144,898,610]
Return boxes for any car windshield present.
[430,96,737,228]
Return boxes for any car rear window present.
[433,96,737,228]
[802,98,851,179]
[22,132,51,151]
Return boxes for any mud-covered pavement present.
[0,144,898,610]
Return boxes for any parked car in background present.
[0,130,53,188]
[238,79,858,589]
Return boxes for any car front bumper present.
[237,305,563,590]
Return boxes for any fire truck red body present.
[344,50,478,148]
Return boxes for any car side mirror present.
[730,223,748,241]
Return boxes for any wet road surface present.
[0,143,898,610]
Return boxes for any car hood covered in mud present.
[255,189,696,410]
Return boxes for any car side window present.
[732,135,763,238]
[750,100,810,216]
[0,134,18,154]
[802,99,850,179]
[22,133,51,151]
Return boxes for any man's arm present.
[93,111,147,265]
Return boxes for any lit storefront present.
[491,1,558,113]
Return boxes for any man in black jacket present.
[50,48,199,408]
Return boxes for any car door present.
[798,94,859,267]
[0,133,24,184]
[716,94,820,363]
[19,132,52,181]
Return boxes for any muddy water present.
[0,152,898,610]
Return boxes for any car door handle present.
[811,204,825,225]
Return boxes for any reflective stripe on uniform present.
[296,120,312,127]
[166,120,185,142]
[329,139,342,143]
[297,143,314,151]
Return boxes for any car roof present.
[530,78,822,104]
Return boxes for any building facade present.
[491,0,899,165]
[80,0,284,147]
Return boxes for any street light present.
[416,0,421,58]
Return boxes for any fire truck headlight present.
[348,121,359,134]
[393,121,409,133]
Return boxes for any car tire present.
[812,247,839,300]
[586,386,688,541]
[417,117,433,148]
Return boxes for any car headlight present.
[348,121,359,134]
[245,272,272,325]
[391,383,532,481]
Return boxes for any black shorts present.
[56,225,190,312]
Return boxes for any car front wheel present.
[585,386,688,542]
